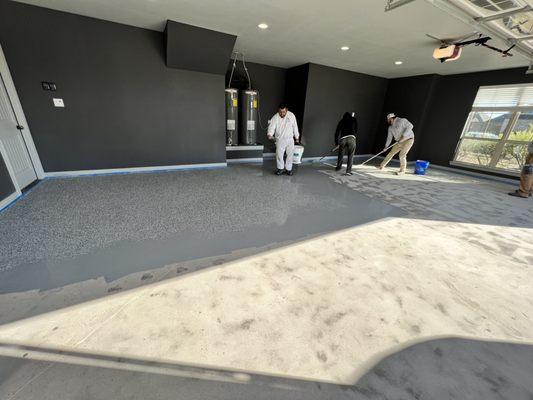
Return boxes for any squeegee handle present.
[360,143,396,166]
[317,146,340,162]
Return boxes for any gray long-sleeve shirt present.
[385,117,415,148]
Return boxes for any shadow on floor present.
[1,337,532,399]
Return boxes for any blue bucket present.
[414,160,430,175]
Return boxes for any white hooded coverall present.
[267,111,300,171]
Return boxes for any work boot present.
[286,170,294,176]
[508,190,529,198]
[335,166,342,172]
[275,169,283,176]
[396,171,405,176]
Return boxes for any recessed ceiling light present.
[395,60,403,65]
[258,23,269,29]
[341,46,350,51]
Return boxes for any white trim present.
[0,139,22,197]
[471,106,533,112]
[263,152,275,159]
[302,155,338,162]
[44,163,227,178]
[226,145,264,151]
[0,44,45,180]
[449,160,521,178]
[0,191,19,212]
[478,83,533,90]
[227,158,263,164]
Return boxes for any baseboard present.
[44,162,228,178]
[227,158,263,164]
[0,192,20,213]
[226,145,264,151]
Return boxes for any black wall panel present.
[302,64,388,158]
[166,20,236,75]
[376,74,439,159]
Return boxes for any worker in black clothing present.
[334,112,357,175]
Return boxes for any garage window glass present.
[453,84,533,173]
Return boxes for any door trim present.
[0,44,44,186]
[0,138,22,210]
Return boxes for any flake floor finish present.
[0,164,532,399]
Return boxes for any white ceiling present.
[12,0,532,78]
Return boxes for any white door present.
[0,74,37,189]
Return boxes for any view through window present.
[454,84,533,173]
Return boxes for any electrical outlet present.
[53,98,65,108]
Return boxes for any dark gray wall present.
[376,74,438,160]
[302,63,388,157]
[0,0,226,172]
[0,152,15,202]
[285,64,310,139]
[166,20,236,74]
[226,60,287,152]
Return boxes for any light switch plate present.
[53,98,65,107]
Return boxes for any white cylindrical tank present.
[225,89,239,146]
[240,90,258,145]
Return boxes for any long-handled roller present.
[356,143,396,167]
[314,146,339,163]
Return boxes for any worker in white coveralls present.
[377,113,415,175]
[267,102,300,176]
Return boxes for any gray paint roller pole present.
[357,143,396,167]
[314,146,339,163]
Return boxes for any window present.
[453,84,533,174]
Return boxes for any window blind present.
[473,85,533,107]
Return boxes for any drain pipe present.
[425,0,533,64]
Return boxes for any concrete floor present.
[0,163,532,399]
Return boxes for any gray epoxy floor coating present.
[0,163,401,295]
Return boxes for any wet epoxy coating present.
[0,163,401,297]
[0,164,532,399]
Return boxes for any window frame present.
[452,84,533,177]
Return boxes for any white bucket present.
[293,145,305,164]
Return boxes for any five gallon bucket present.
[414,160,430,175]
[293,145,305,164]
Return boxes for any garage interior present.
[0,0,532,399]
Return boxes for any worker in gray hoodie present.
[377,113,415,175]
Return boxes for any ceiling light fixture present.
[341,46,350,51]
[395,60,403,65]
[258,23,269,29]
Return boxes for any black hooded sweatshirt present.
[334,113,358,145]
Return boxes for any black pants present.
[336,136,356,173]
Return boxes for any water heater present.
[240,90,258,145]
[225,88,239,146]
